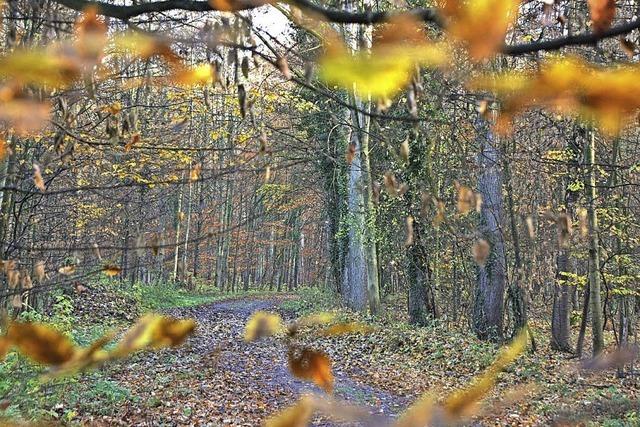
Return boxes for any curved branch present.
[53,0,443,25]
[503,19,640,55]
[290,0,442,26]
[53,0,256,20]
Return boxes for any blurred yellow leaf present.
[170,63,215,87]
[208,0,271,12]
[264,396,313,427]
[442,329,528,419]
[6,322,77,365]
[319,15,447,99]
[0,336,10,361]
[0,96,50,135]
[244,311,284,341]
[113,31,180,64]
[33,164,45,192]
[46,332,115,378]
[74,6,108,63]
[114,314,196,356]
[321,322,374,336]
[393,394,437,427]
[103,264,122,277]
[473,56,640,135]
[58,265,76,275]
[0,48,80,88]
[442,0,520,60]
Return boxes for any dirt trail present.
[93,296,409,426]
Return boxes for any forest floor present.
[2,288,639,426]
[81,296,410,426]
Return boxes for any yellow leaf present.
[393,394,437,427]
[318,15,447,99]
[442,0,520,60]
[244,311,284,341]
[442,329,528,420]
[0,97,51,135]
[7,322,77,366]
[113,31,180,64]
[208,0,271,11]
[264,396,314,427]
[114,314,196,357]
[472,239,490,266]
[58,265,76,275]
[0,48,80,88]
[103,264,122,277]
[46,332,115,378]
[473,56,640,136]
[170,63,215,87]
[33,164,45,191]
[0,336,10,361]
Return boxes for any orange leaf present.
[588,0,615,34]
[288,347,334,393]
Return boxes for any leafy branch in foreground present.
[0,314,196,378]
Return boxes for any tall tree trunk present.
[341,0,380,314]
[551,136,580,352]
[504,139,527,337]
[585,130,604,356]
[473,114,506,342]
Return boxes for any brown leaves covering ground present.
[67,296,638,426]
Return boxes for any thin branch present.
[503,19,640,55]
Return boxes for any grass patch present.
[281,286,339,315]
[139,281,222,311]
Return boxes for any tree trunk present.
[341,0,380,314]
[473,114,506,342]
[585,130,604,356]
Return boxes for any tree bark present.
[585,130,604,356]
[473,114,506,342]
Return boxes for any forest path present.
[98,296,410,426]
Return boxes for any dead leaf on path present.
[288,347,334,393]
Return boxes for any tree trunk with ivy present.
[341,0,380,314]
[473,114,506,342]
